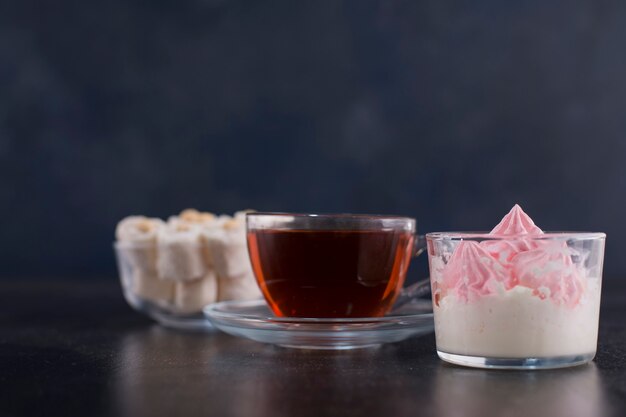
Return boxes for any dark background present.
[1,0,624,280]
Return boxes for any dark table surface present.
[1,279,626,417]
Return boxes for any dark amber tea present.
[247,229,414,318]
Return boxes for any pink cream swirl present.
[480,204,542,264]
[440,204,585,306]
[512,242,585,307]
[489,204,543,235]
[440,241,512,302]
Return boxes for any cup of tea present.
[246,213,424,318]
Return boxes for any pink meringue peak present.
[440,241,512,302]
[512,243,585,307]
[490,204,543,235]
[481,204,541,262]
[440,204,585,306]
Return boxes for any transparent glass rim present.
[426,231,606,240]
[246,212,416,231]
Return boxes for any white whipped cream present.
[434,276,601,358]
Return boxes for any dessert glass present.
[426,232,605,369]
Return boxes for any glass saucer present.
[203,299,434,350]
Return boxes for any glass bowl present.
[114,242,215,331]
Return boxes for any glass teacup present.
[246,213,419,318]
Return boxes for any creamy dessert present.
[428,205,603,363]
[115,209,261,316]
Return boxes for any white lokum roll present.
[202,215,254,279]
[115,216,164,273]
[169,209,220,268]
[197,215,231,268]
[174,270,219,314]
[157,220,205,281]
[178,208,217,226]
[132,269,175,305]
[217,272,262,302]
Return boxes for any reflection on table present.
[433,361,609,417]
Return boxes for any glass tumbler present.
[426,232,605,369]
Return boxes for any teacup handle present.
[392,234,431,312]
